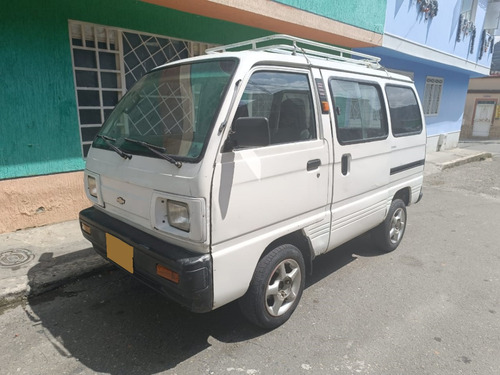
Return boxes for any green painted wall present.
[0,0,269,179]
[272,0,386,34]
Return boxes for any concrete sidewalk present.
[1,142,498,309]
[423,142,495,175]
[0,220,112,308]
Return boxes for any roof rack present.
[205,34,381,69]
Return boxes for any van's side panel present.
[324,73,391,251]
[210,67,331,308]
[211,143,331,307]
[387,136,426,204]
[328,143,391,250]
[384,84,427,205]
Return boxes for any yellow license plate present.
[106,233,134,273]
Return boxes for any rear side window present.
[329,79,388,144]
[385,85,423,137]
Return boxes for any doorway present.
[472,100,496,137]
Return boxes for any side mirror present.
[231,117,270,149]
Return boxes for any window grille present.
[69,21,214,157]
[423,76,444,116]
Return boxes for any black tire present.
[373,199,407,253]
[239,244,305,330]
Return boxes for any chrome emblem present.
[116,197,126,205]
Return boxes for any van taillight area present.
[79,207,213,313]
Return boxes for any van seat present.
[273,98,308,144]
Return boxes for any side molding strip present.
[390,159,425,175]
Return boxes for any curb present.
[438,152,493,170]
[0,252,113,310]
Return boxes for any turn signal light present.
[156,264,180,284]
[81,222,92,235]
[321,101,330,113]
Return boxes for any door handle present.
[307,159,321,171]
[341,154,351,176]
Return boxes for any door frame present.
[472,98,497,137]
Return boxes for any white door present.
[210,68,331,306]
[472,100,496,137]
[212,69,330,246]
[326,76,391,249]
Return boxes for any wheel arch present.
[261,230,314,275]
[393,187,411,206]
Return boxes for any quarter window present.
[423,76,444,116]
[329,79,387,144]
[386,86,423,137]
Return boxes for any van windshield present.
[93,59,238,161]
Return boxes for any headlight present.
[151,193,205,241]
[87,175,98,198]
[85,173,103,207]
[167,200,190,232]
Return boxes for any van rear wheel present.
[239,244,305,329]
[374,199,407,253]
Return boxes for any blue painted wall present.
[385,0,493,67]
[357,0,494,140]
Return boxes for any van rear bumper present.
[79,207,213,313]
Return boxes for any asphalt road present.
[1,156,499,375]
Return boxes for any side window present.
[231,71,316,148]
[329,79,387,144]
[385,85,423,137]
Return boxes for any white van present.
[79,35,425,329]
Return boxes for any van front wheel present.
[374,199,407,253]
[239,244,305,329]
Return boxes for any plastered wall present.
[0,172,90,233]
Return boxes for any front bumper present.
[79,207,213,313]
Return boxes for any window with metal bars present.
[423,76,444,116]
[69,21,214,157]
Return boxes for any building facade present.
[357,0,498,152]
[1,0,498,232]
[0,0,384,233]
[461,76,500,139]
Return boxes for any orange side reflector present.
[321,101,330,113]
[156,264,180,284]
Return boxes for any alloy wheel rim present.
[265,259,302,317]
[389,207,406,244]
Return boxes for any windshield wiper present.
[96,135,132,160]
[124,138,182,168]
